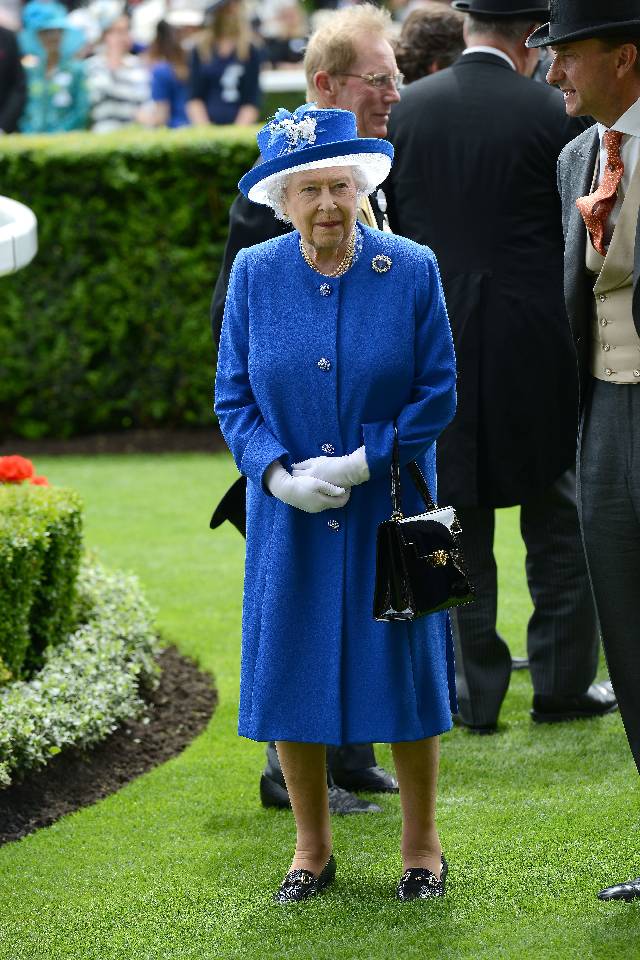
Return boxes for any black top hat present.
[452,0,549,16]
[526,0,640,48]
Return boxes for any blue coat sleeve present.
[361,248,457,478]
[214,249,291,485]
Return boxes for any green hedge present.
[0,484,83,678]
[0,127,259,440]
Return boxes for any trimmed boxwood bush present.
[0,484,82,678]
[0,558,159,788]
[0,127,259,440]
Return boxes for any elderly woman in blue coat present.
[215,104,457,904]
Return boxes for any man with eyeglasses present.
[386,0,615,734]
[209,3,401,815]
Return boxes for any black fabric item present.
[331,764,399,793]
[386,52,587,508]
[210,475,247,537]
[0,27,26,133]
[374,427,474,621]
[527,0,640,48]
[577,380,640,774]
[450,470,598,727]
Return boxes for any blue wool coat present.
[215,224,458,744]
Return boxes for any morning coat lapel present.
[564,127,599,330]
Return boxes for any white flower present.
[269,114,317,153]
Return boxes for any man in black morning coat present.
[210,3,401,814]
[0,25,26,134]
[386,0,617,732]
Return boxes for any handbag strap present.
[391,424,438,518]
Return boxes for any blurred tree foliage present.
[0,127,258,439]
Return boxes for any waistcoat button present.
[599,294,607,302]
[604,368,613,376]
[600,318,608,326]
[634,370,640,378]
[603,343,610,351]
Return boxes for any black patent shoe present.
[597,877,640,902]
[274,855,337,904]
[531,681,618,723]
[332,765,399,794]
[396,856,448,901]
[260,775,381,814]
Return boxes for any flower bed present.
[0,559,160,788]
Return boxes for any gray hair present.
[264,165,370,221]
[466,13,537,43]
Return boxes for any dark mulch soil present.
[0,427,227,457]
[0,646,218,846]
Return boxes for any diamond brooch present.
[371,254,392,274]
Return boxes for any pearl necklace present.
[299,228,356,278]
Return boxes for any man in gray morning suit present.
[527,0,640,902]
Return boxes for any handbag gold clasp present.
[426,549,449,567]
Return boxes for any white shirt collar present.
[462,46,517,72]
[597,97,640,142]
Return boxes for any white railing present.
[0,197,38,276]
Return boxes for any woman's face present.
[105,16,131,56]
[283,166,359,253]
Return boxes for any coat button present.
[603,343,610,351]
[600,317,608,326]
[599,294,607,302]
[327,519,340,531]
[604,368,613,376]
[319,283,332,296]
[317,358,332,371]
[321,443,335,455]
[634,370,640,378]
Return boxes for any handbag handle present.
[391,424,438,519]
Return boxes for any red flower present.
[30,475,49,487]
[0,455,35,484]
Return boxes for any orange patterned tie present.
[576,129,624,256]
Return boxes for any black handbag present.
[373,427,475,622]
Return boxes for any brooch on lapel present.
[371,254,392,274]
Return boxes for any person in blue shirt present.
[147,11,203,129]
[19,1,88,134]
[186,0,261,127]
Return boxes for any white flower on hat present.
[268,111,318,154]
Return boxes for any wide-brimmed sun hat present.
[238,104,394,207]
[20,0,87,57]
[452,0,549,16]
[526,0,640,48]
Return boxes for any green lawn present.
[0,453,637,960]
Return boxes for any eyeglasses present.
[337,72,404,90]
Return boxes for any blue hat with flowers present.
[238,104,394,207]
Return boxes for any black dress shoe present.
[331,765,399,794]
[260,774,381,814]
[274,855,336,904]
[597,877,640,902]
[328,784,381,814]
[452,715,497,735]
[396,856,448,901]
[531,681,618,723]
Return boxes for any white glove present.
[291,446,370,489]
[264,461,350,513]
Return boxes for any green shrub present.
[0,484,83,678]
[0,127,259,440]
[0,558,159,788]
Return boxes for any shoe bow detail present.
[274,855,336,904]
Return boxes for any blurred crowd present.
[0,0,465,134]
